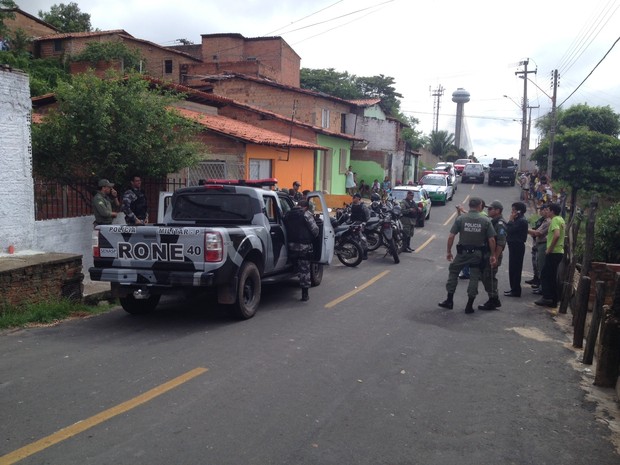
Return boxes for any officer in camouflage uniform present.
[122,174,148,225]
[399,190,419,253]
[283,200,319,301]
[478,200,507,310]
[438,197,497,314]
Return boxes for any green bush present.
[592,203,620,263]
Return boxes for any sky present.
[19,0,620,165]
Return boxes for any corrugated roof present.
[348,98,382,106]
[36,29,132,40]
[173,107,327,151]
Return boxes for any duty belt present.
[456,244,486,254]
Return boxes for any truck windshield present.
[172,193,253,221]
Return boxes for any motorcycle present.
[379,203,402,264]
[330,215,364,267]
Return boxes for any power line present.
[556,0,616,73]
[275,0,394,36]
[559,33,620,108]
[262,0,344,36]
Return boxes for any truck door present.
[263,194,288,271]
[307,192,334,265]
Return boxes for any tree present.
[72,41,144,72]
[300,68,403,116]
[426,130,455,157]
[531,104,620,208]
[32,72,203,186]
[38,2,92,33]
[0,0,16,38]
[355,74,403,116]
[401,115,425,151]
[300,68,361,100]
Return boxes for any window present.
[341,113,347,133]
[338,148,348,174]
[164,59,173,74]
[53,39,63,52]
[249,159,272,179]
[263,196,277,223]
[321,109,330,129]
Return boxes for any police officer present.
[504,201,529,297]
[92,179,119,226]
[283,200,319,301]
[350,192,370,259]
[122,174,148,225]
[478,200,507,310]
[438,197,497,314]
[399,190,419,253]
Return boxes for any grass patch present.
[0,298,115,330]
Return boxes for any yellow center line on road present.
[325,270,391,309]
[0,367,208,465]
[414,234,436,252]
[444,211,457,226]
[443,194,470,226]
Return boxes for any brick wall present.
[0,253,84,307]
[200,34,300,87]
[208,78,351,132]
[38,35,199,84]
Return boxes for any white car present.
[419,173,454,205]
[432,163,457,190]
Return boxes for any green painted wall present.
[316,134,351,195]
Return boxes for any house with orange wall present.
[172,107,325,190]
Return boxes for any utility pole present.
[547,69,559,178]
[430,85,444,133]
[515,59,536,171]
[527,104,539,153]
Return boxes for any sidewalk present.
[82,278,113,304]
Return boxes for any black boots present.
[478,297,501,311]
[301,288,309,302]
[465,297,475,314]
[438,293,454,309]
[402,236,414,253]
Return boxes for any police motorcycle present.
[366,195,403,263]
[365,193,385,252]
[379,199,402,264]
[330,209,364,267]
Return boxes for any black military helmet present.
[370,193,380,202]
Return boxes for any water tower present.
[452,88,470,150]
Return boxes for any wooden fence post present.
[594,273,620,387]
[559,215,582,315]
[583,281,606,364]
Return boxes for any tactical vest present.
[131,189,148,220]
[458,213,490,247]
[284,208,315,244]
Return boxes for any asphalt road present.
[1,179,619,465]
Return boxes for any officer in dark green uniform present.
[438,197,497,314]
[478,200,507,310]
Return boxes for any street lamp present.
[503,94,521,110]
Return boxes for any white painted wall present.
[0,67,35,252]
[0,67,121,276]
[34,217,96,271]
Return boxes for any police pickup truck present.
[89,179,334,319]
